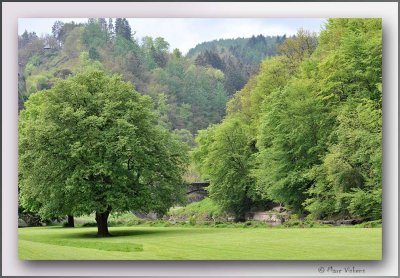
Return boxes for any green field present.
[18,226,382,260]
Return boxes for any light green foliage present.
[63,27,84,59]
[113,36,140,57]
[168,198,224,220]
[177,103,193,130]
[255,77,330,212]
[277,28,318,73]
[303,19,382,220]
[316,19,382,104]
[17,18,382,224]
[19,70,189,220]
[191,57,293,218]
[172,48,182,58]
[18,18,234,135]
[173,129,195,148]
[205,67,224,81]
[152,57,228,133]
[226,56,290,123]
[192,19,382,221]
[187,35,286,95]
[78,52,104,72]
[19,226,382,260]
[305,100,382,219]
[25,73,55,94]
[24,55,41,76]
[192,117,265,219]
[140,36,170,68]
[154,93,172,129]
[182,163,202,184]
[81,20,108,49]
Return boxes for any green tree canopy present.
[19,70,188,236]
[192,19,381,221]
[192,117,267,220]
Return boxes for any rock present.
[270,214,278,222]
[168,219,177,224]
[272,206,286,213]
[336,219,363,225]
[133,211,159,220]
[18,219,28,227]
[252,212,271,221]
[320,220,336,225]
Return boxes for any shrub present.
[189,215,197,226]
[167,198,226,221]
[348,188,382,221]
[283,219,320,228]
[355,220,382,228]
[81,222,97,227]
[54,68,73,79]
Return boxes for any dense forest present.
[18,19,285,139]
[18,18,382,228]
[187,35,286,95]
[192,19,382,221]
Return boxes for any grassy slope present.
[19,226,381,260]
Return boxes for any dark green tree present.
[108,18,114,38]
[98,18,108,32]
[115,18,132,41]
[89,47,100,60]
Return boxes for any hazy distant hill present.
[187,35,286,63]
[186,35,286,95]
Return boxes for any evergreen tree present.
[115,18,132,41]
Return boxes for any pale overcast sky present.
[18,18,326,54]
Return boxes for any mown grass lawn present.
[18,226,381,260]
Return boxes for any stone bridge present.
[186,182,209,202]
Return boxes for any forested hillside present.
[187,35,286,95]
[192,19,382,221]
[18,19,284,140]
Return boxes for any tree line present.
[192,19,382,222]
[18,18,381,235]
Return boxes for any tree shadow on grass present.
[62,228,189,239]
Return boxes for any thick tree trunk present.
[95,209,111,237]
[65,215,75,227]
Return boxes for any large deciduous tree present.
[19,70,188,236]
[304,19,382,220]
